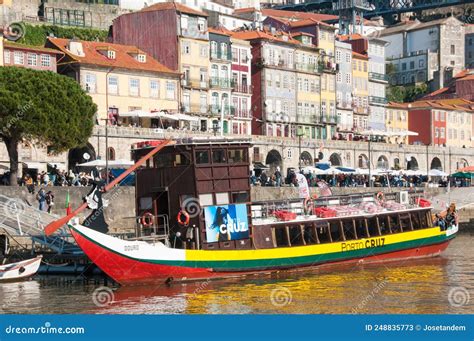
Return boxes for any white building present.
[367,37,388,131]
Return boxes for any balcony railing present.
[295,62,318,73]
[320,115,338,124]
[234,109,251,118]
[296,115,319,124]
[210,51,231,61]
[368,72,388,82]
[369,96,388,105]
[336,100,353,110]
[209,105,235,116]
[181,78,208,89]
[353,106,369,115]
[209,77,233,89]
[317,61,337,73]
[181,103,208,114]
[232,83,252,94]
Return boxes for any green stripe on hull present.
[74,227,452,271]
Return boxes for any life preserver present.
[177,210,190,226]
[304,197,314,215]
[141,212,154,227]
[376,192,384,203]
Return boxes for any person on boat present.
[36,188,47,211]
[445,203,457,228]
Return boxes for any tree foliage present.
[387,83,428,103]
[0,67,97,184]
[17,23,108,46]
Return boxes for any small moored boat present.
[0,256,42,282]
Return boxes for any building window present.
[419,59,425,68]
[129,78,140,97]
[108,50,116,60]
[150,80,159,98]
[402,63,406,71]
[410,61,415,69]
[221,43,228,59]
[210,41,218,58]
[13,51,24,65]
[108,76,118,95]
[200,45,208,58]
[336,72,342,83]
[440,127,445,138]
[336,50,341,63]
[232,48,238,62]
[166,81,176,100]
[450,45,455,55]
[4,50,10,64]
[41,54,51,67]
[363,62,367,72]
[345,52,351,63]
[198,18,206,32]
[85,73,97,93]
[137,54,146,63]
[200,93,207,112]
[241,50,248,63]
[182,42,191,55]
[27,53,37,66]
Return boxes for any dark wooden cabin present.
[132,137,252,250]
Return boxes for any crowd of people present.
[251,168,467,188]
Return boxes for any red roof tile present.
[352,51,368,60]
[140,2,208,17]
[4,41,63,55]
[47,38,179,75]
[261,8,338,22]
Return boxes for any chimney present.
[68,38,85,57]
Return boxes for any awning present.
[336,166,356,173]
[174,113,200,121]
[429,169,448,177]
[252,162,270,170]
[119,110,160,118]
[21,162,43,169]
[457,166,474,172]
[78,159,134,169]
[315,162,331,170]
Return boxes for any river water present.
[0,233,473,314]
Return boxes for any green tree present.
[0,67,97,185]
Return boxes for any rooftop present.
[139,2,208,17]
[4,41,63,55]
[47,38,179,75]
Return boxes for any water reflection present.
[1,234,473,314]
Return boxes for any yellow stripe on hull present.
[185,227,445,262]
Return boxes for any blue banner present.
[204,204,249,243]
[0,315,472,340]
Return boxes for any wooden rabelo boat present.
[61,138,458,285]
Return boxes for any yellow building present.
[47,38,180,126]
[386,102,409,144]
[351,51,369,131]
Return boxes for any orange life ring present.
[177,210,190,226]
[141,212,154,227]
[376,192,384,203]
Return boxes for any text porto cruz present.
[341,237,386,252]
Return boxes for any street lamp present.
[297,126,304,170]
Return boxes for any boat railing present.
[134,214,170,245]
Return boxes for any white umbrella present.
[303,166,326,175]
[324,167,342,175]
[395,130,419,137]
[359,129,394,137]
[174,113,199,121]
[119,110,159,118]
[429,169,448,177]
[78,159,134,169]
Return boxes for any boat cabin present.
[132,137,253,250]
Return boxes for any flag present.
[296,173,310,199]
[65,190,72,215]
[317,181,332,197]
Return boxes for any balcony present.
[209,105,235,116]
[209,77,233,89]
[210,51,231,62]
[369,96,388,105]
[320,115,338,124]
[295,63,318,73]
[232,83,252,94]
[368,72,388,82]
[181,103,208,114]
[233,109,251,119]
[181,78,208,89]
[296,115,320,124]
[353,106,369,115]
[317,60,337,74]
[336,100,353,110]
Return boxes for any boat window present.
[215,192,229,205]
[411,212,421,230]
[274,226,290,247]
[342,219,356,240]
[355,218,369,238]
[330,221,343,241]
[232,192,249,203]
[316,222,331,243]
[155,153,174,168]
[212,149,227,163]
[419,210,428,228]
[174,152,191,166]
[426,211,433,228]
[228,149,247,163]
[375,216,387,235]
[389,215,401,233]
[289,225,305,246]
[139,197,153,210]
[400,214,412,231]
[195,150,210,164]
[199,193,213,207]
[303,224,319,244]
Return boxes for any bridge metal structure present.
[276,0,472,19]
